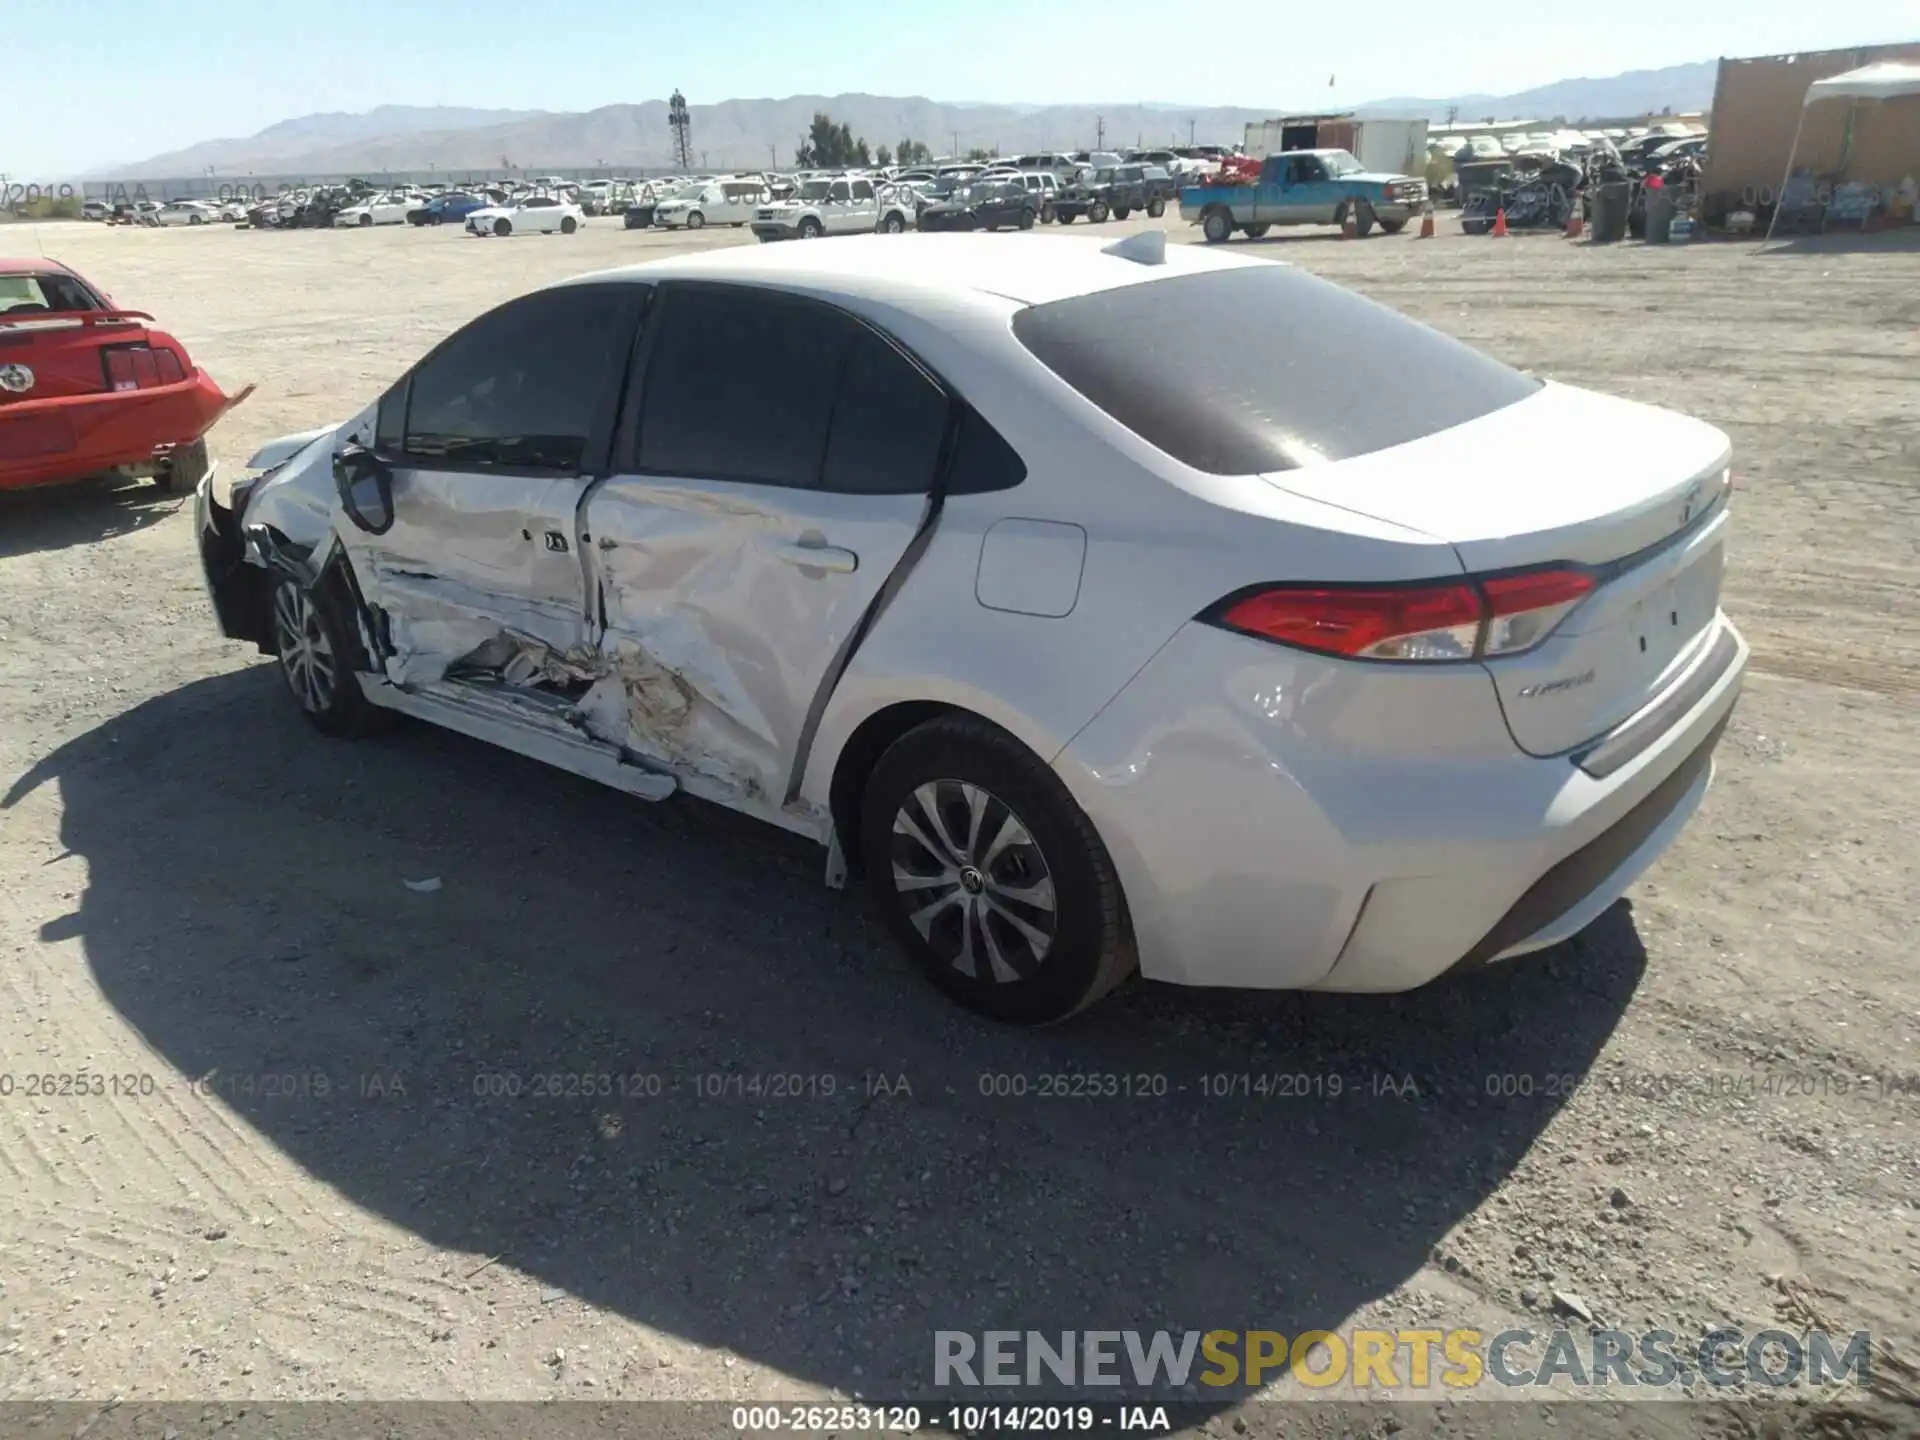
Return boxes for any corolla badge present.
[1517,669,1595,699]
[0,363,34,394]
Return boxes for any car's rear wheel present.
[1040,202,1054,224]
[861,716,1136,1025]
[1147,197,1166,218]
[190,214,206,225]
[1379,217,1407,234]
[1113,205,1131,220]
[1201,206,1234,243]
[561,216,578,234]
[1018,208,1035,230]
[153,437,208,495]
[1056,210,1076,224]
[493,218,512,237]
[1088,200,1109,223]
[270,575,390,739]
[1243,222,1271,238]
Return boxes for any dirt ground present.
[0,215,1915,1435]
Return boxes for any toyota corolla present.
[192,232,1744,1024]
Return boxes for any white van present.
[654,178,771,229]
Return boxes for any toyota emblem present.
[0,363,33,394]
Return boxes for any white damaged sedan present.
[193,232,1745,1024]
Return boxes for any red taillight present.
[101,343,184,391]
[1212,566,1595,663]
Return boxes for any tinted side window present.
[403,284,638,472]
[376,383,406,452]
[821,336,950,495]
[946,407,1026,495]
[635,286,854,487]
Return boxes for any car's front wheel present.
[1088,200,1109,223]
[798,217,823,239]
[686,210,705,229]
[359,213,373,227]
[1147,196,1166,218]
[861,716,1136,1024]
[493,217,512,237]
[269,575,389,739]
[880,211,905,233]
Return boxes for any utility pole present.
[1188,117,1196,147]
[1095,115,1105,150]
[951,130,960,158]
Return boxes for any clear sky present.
[12,0,1918,176]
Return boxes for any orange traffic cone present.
[1341,206,1357,240]
[1563,207,1583,239]
[1417,209,1435,238]
[1491,208,1509,237]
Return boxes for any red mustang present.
[0,258,249,493]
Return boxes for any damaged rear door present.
[579,281,949,818]
[346,282,646,686]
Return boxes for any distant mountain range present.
[93,64,1719,179]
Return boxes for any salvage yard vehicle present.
[1182,149,1427,241]
[155,200,216,226]
[1,258,249,493]
[193,234,1746,1025]
[1052,163,1175,224]
[334,191,420,227]
[751,176,914,240]
[917,179,1039,231]
[464,195,584,236]
[654,179,770,230]
[408,192,488,226]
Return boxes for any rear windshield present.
[0,273,99,314]
[1010,264,1540,473]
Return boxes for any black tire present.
[190,214,205,226]
[880,211,905,233]
[861,716,1136,1025]
[561,215,578,234]
[1018,208,1035,230]
[1378,217,1407,234]
[493,217,511,237]
[1352,199,1376,237]
[1056,210,1075,224]
[798,217,823,239]
[1200,206,1234,243]
[1088,200,1109,223]
[686,210,705,230]
[1040,202,1054,225]
[153,437,208,495]
[1243,222,1271,238]
[1113,205,1131,221]
[1147,197,1166,218]
[269,573,391,739]
[359,213,373,227]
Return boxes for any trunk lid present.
[1266,382,1734,756]
[0,313,165,404]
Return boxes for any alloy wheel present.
[890,780,1057,983]
[273,583,336,714]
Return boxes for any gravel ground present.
[0,215,1915,1437]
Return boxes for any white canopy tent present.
[1762,60,1920,244]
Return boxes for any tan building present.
[1702,42,1920,222]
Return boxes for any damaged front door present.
[346,283,645,688]
[579,282,949,819]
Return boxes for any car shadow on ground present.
[1754,229,1920,257]
[4,668,1649,1406]
[0,474,184,559]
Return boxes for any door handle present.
[773,541,857,573]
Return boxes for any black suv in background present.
[1050,163,1177,223]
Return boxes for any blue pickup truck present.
[1179,149,1427,242]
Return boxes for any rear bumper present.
[0,370,247,490]
[1052,612,1747,993]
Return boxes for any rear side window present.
[635,286,852,487]
[1010,265,1539,474]
[821,335,949,495]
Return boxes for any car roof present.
[0,258,77,276]
[566,232,1274,308]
